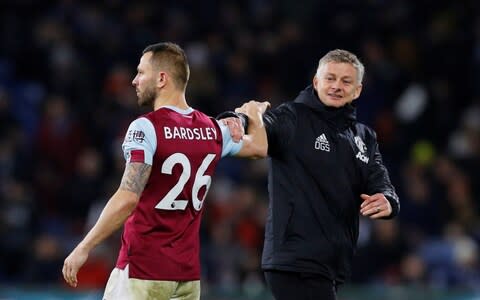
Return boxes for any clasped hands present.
[220,100,270,142]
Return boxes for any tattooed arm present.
[119,162,152,194]
[63,162,151,287]
[79,162,152,247]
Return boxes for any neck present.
[153,89,189,111]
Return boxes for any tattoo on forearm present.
[119,163,152,195]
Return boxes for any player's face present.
[313,62,362,108]
[132,52,157,107]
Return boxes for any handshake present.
[217,101,271,142]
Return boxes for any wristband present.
[216,111,249,134]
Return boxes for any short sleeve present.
[216,119,243,157]
[263,103,297,158]
[122,117,157,165]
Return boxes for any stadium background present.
[0,1,479,299]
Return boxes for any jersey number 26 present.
[155,153,215,211]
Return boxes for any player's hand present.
[235,101,270,127]
[62,246,89,287]
[220,117,244,143]
[360,193,392,219]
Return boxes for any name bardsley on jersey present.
[163,126,217,141]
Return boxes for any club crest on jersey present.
[354,136,369,163]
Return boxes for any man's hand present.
[62,246,89,287]
[220,117,244,143]
[360,193,392,219]
[235,101,270,127]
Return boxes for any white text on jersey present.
[163,126,217,141]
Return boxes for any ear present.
[352,83,363,100]
[313,75,319,91]
[157,71,167,89]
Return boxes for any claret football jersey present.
[116,106,241,280]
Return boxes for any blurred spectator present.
[25,234,64,283]
[0,180,35,281]
[420,223,480,290]
[35,95,87,177]
[60,147,103,230]
[352,220,409,284]
[399,254,427,286]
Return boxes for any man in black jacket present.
[234,49,400,300]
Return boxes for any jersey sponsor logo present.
[163,126,217,141]
[133,130,145,143]
[125,130,146,143]
[315,133,330,152]
[354,136,369,163]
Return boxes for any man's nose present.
[331,80,341,90]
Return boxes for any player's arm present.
[63,162,151,287]
[63,117,156,288]
[234,101,269,158]
[77,162,150,251]
[217,101,270,159]
[233,100,298,160]
[360,134,400,220]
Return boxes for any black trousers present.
[264,270,337,300]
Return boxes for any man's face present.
[313,62,362,108]
[132,52,156,108]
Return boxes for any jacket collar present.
[293,85,357,128]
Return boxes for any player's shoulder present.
[137,107,187,126]
[190,109,219,126]
[141,108,166,121]
[191,108,213,119]
[137,107,217,128]
[130,112,155,127]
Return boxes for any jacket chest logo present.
[315,134,330,152]
[354,136,369,163]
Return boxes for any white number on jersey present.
[155,153,215,211]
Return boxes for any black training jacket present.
[261,85,400,284]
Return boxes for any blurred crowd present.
[0,0,479,296]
